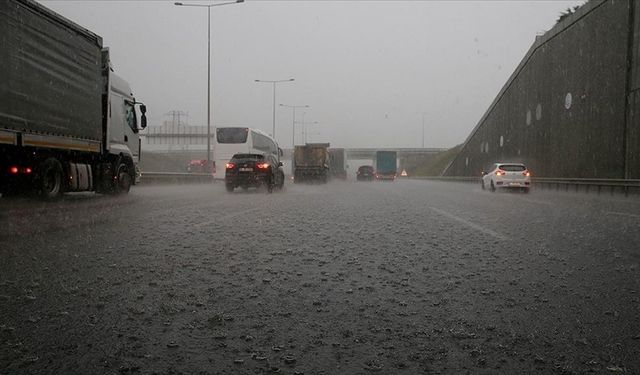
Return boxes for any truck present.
[0,0,147,199]
[328,148,347,180]
[374,151,397,180]
[293,143,330,183]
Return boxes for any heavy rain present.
[1,0,639,374]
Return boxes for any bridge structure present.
[142,128,444,157]
[139,136,446,173]
[278,147,445,162]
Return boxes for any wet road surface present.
[1,180,639,374]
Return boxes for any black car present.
[225,153,285,193]
[356,165,374,181]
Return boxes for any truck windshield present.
[125,101,137,133]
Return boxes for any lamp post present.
[422,112,426,148]
[300,111,306,142]
[254,79,294,140]
[298,120,319,144]
[279,104,309,148]
[174,0,243,170]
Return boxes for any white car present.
[482,163,531,193]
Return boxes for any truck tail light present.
[9,166,19,174]
[24,167,33,174]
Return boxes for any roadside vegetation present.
[412,144,462,176]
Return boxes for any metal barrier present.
[409,176,640,196]
[409,176,479,183]
[139,172,215,184]
[532,177,640,197]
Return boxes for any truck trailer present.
[374,151,397,180]
[0,0,147,198]
[293,143,330,183]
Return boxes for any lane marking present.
[606,211,640,219]
[194,207,263,227]
[429,207,508,241]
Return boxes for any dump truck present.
[374,151,397,180]
[0,0,147,198]
[328,148,347,180]
[293,143,330,183]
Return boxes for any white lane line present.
[606,211,640,219]
[429,207,508,241]
[194,207,263,227]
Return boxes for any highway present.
[1,180,639,374]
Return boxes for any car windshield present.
[216,127,248,144]
[499,164,526,171]
[232,154,263,161]
[3,1,637,374]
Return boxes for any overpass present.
[282,147,446,160]
[139,146,447,173]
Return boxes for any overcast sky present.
[42,0,584,149]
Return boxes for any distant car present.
[356,165,374,181]
[225,153,284,193]
[186,159,211,174]
[482,162,531,193]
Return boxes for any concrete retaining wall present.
[445,0,639,178]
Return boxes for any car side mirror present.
[278,162,283,167]
[481,171,486,176]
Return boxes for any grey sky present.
[42,0,584,149]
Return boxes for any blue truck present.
[374,151,397,181]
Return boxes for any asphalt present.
[1,180,639,374]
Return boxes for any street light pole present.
[299,120,319,143]
[422,112,426,148]
[255,79,294,140]
[207,6,210,166]
[174,0,243,171]
[300,112,306,143]
[280,104,309,148]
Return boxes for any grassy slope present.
[412,144,463,176]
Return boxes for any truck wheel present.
[38,157,63,199]
[114,162,132,194]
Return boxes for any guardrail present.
[409,176,640,196]
[139,172,215,184]
[532,177,640,196]
[409,176,479,183]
